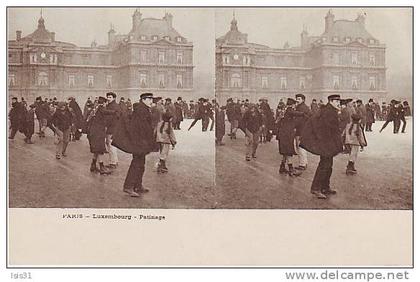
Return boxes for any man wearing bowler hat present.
[300,94,343,199]
[122,92,155,197]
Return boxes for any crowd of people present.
[9,93,214,197]
[215,94,411,199]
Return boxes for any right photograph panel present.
[214,8,413,209]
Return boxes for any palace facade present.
[8,9,194,102]
[216,10,387,105]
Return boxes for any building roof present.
[321,19,377,41]
[129,17,183,40]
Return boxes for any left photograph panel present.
[7,7,216,208]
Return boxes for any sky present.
[7,8,216,96]
[215,8,412,78]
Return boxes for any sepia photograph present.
[214,8,413,209]
[8,7,216,208]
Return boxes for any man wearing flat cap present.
[120,92,155,197]
[300,94,343,199]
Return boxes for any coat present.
[24,108,35,136]
[276,107,303,156]
[156,121,176,145]
[300,103,343,157]
[87,105,109,154]
[295,102,311,136]
[68,100,84,130]
[9,102,24,129]
[338,107,351,133]
[344,122,367,146]
[51,109,73,132]
[112,101,155,155]
[105,100,121,135]
[365,104,375,124]
[215,108,226,140]
[242,110,262,134]
[356,104,367,126]
[174,102,184,123]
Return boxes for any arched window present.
[38,72,48,86]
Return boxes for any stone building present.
[216,10,387,105]
[8,9,194,103]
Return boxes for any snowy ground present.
[215,118,413,209]
[8,119,215,208]
[8,118,412,209]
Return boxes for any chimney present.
[164,13,173,28]
[16,30,22,41]
[51,32,55,42]
[324,10,335,32]
[356,13,366,26]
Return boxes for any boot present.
[157,159,164,173]
[279,162,287,174]
[346,161,357,175]
[161,160,168,173]
[99,162,111,175]
[288,164,301,176]
[90,159,98,172]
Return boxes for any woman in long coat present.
[86,97,113,175]
[276,98,303,176]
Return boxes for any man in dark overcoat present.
[121,93,155,197]
[68,97,84,141]
[379,100,398,133]
[173,97,184,130]
[365,99,376,132]
[8,97,25,139]
[300,94,343,199]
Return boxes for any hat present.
[286,98,296,106]
[106,92,116,98]
[356,99,363,104]
[368,98,374,103]
[199,98,205,102]
[340,98,353,105]
[327,94,341,101]
[295,93,306,100]
[120,97,125,101]
[57,102,67,108]
[390,99,396,104]
[36,96,42,101]
[165,98,172,101]
[190,100,194,102]
[177,97,182,101]
[152,96,162,102]
[140,93,154,99]
[227,98,233,102]
[29,104,36,108]
[98,96,107,104]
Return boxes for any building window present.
[351,76,358,90]
[140,35,147,40]
[176,37,182,43]
[369,76,376,90]
[38,72,48,86]
[351,52,358,65]
[158,51,165,64]
[261,76,268,89]
[243,56,250,65]
[280,76,287,90]
[158,73,165,88]
[8,74,16,86]
[140,50,147,63]
[356,38,363,43]
[87,75,94,87]
[163,36,170,41]
[231,73,241,88]
[369,39,376,44]
[49,54,54,64]
[332,36,339,43]
[345,37,351,43]
[369,54,376,66]
[140,73,147,88]
[176,74,183,89]
[333,75,340,89]
[299,76,305,90]
[106,75,112,88]
[333,52,340,64]
[177,51,183,64]
[322,37,327,42]
[152,35,158,40]
[223,55,230,64]
[30,53,37,63]
[68,75,75,88]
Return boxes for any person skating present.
[86,97,113,175]
[50,102,73,159]
[294,93,311,171]
[276,98,304,176]
[156,111,177,173]
[300,94,343,199]
[105,92,121,169]
[215,104,226,145]
[379,100,398,133]
[242,104,263,161]
[8,97,25,140]
[24,104,36,144]
[365,99,376,132]
[344,114,367,175]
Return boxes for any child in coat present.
[344,114,367,175]
[156,111,177,173]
